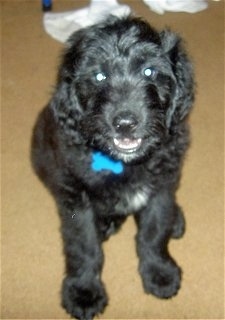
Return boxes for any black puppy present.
[32,15,194,319]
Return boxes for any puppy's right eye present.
[143,67,157,79]
[95,72,106,82]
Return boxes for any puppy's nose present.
[113,112,138,133]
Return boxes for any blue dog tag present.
[91,151,123,174]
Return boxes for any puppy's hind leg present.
[57,192,108,320]
[97,215,127,241]
[171,204,185,239]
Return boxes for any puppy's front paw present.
[140,261,181,299]
[62,277,108,320]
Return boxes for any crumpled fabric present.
[43,0,131,43]
[43,0,208,43]
[143,0,208,15]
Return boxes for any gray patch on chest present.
[115,187,149,213]
[127,188,149,211]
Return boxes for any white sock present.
[43,0,131,43]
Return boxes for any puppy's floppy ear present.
[50,32,85,146]
[160,30,195,128]
[50,81,83,145]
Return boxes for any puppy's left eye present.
[95,72,107,82]
[143,67,157,79]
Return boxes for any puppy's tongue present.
[113,138,142,152]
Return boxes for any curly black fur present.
[31,15,194,320]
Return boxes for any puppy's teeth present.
[113,138,142,151]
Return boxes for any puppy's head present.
[54,16,194,163]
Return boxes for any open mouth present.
[113,138,142,153]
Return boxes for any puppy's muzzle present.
[112,112,142,153]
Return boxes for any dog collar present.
[91,151,124,174]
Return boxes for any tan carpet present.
[1,0,224,318]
